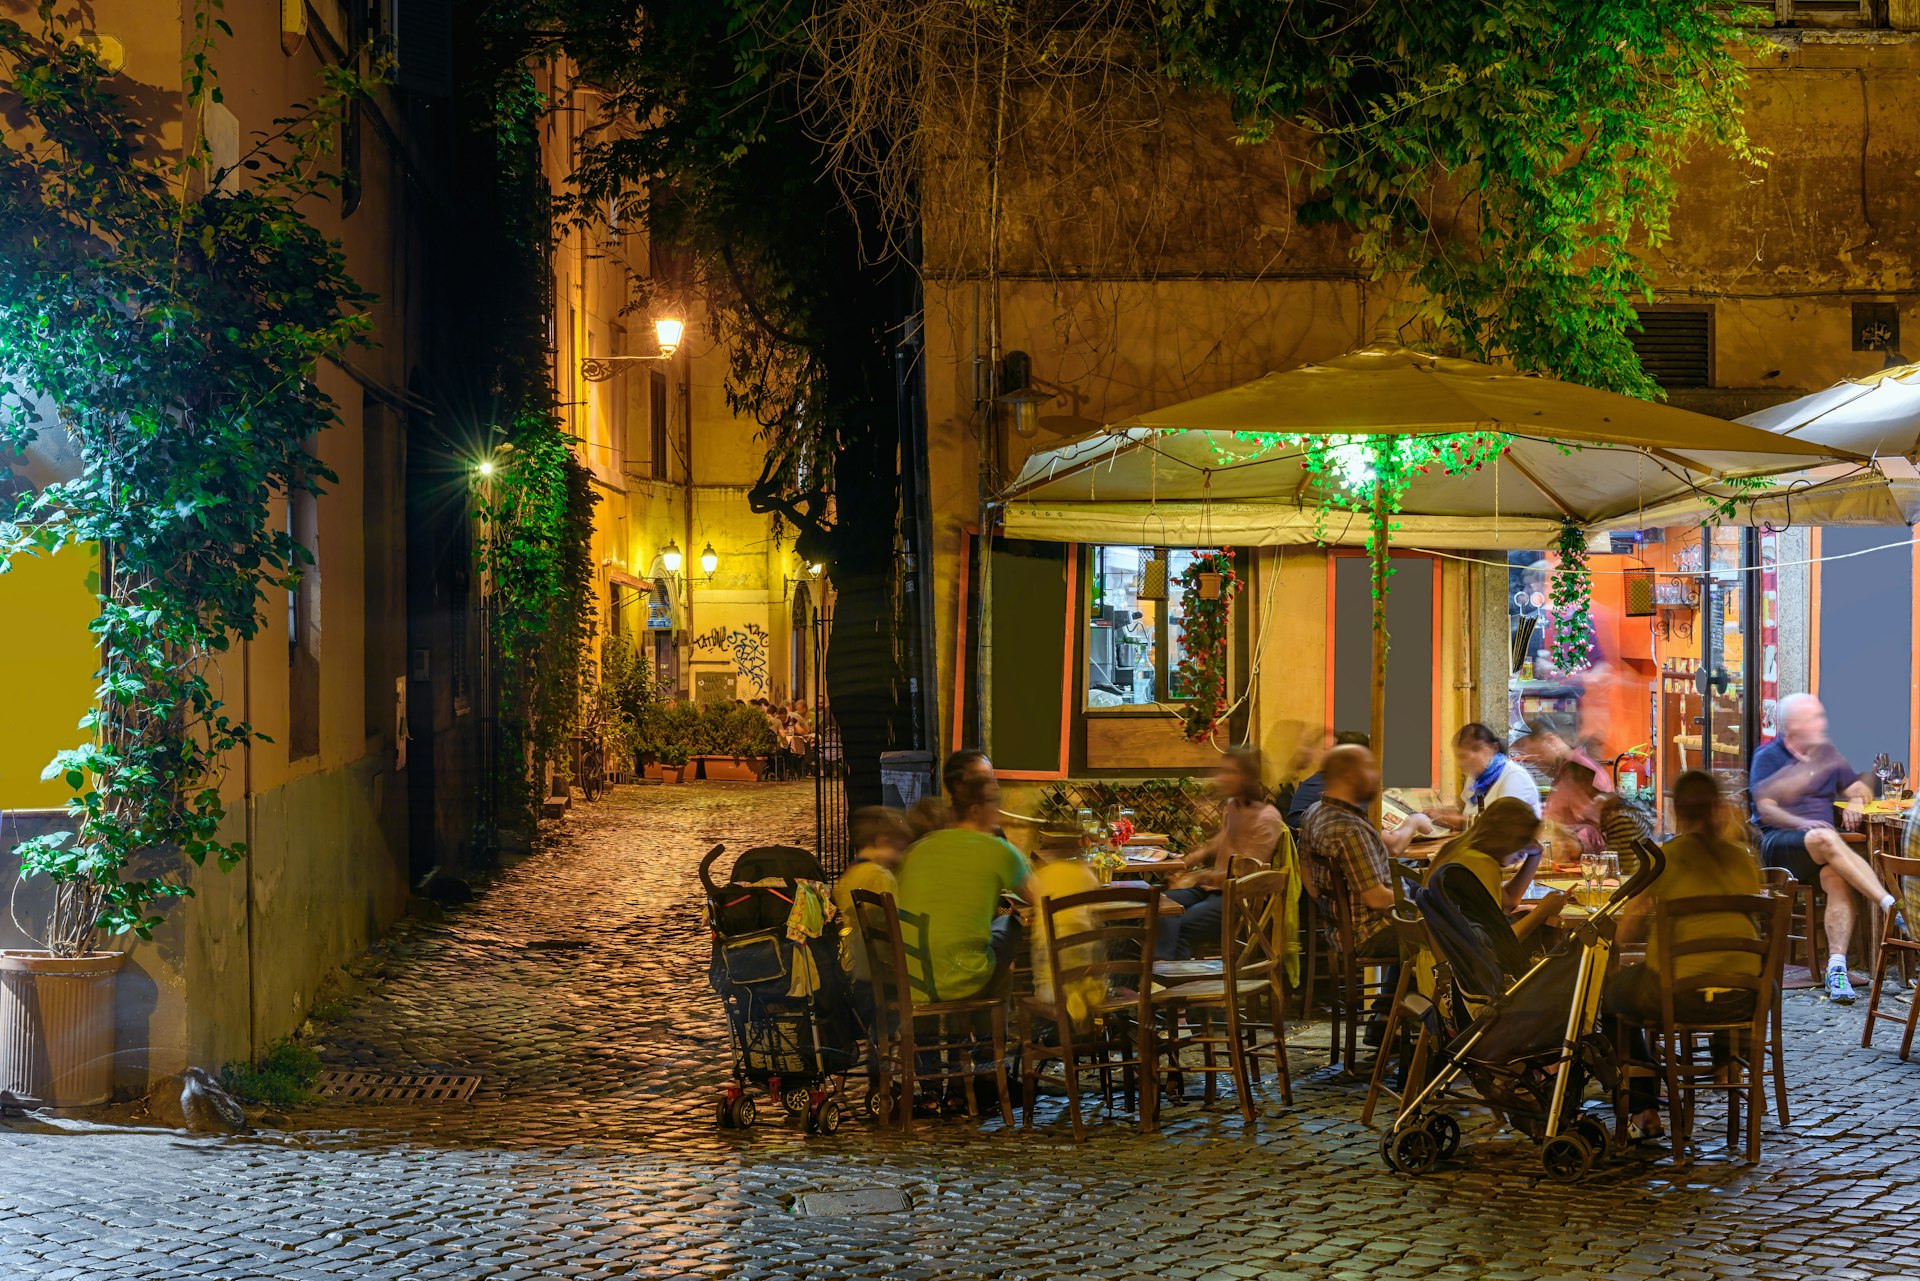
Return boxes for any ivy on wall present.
[0,5,370,954]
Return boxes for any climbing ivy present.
[0,4,371,954]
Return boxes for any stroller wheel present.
[1423,1113,1462,1160]
[1572,1116,1612,1163]
[1381,1126,1438,1176]
[781,1086,811,1117]
[811,1098,844,1136]
[714,1098,734,1129]
[729,1095,759,1129]
[1540,1132,1593,1184]
[861,1087,889,1119]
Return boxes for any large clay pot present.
[642,761,687,784]
[0,949,126,1107]
[696,755,767,782]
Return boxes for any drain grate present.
[792,1188,912,1217]
[524,939,589,951]
[314,1069,482,1103]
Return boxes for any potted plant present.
[695,703,778,782]
[645,701,703,782]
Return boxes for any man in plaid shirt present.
[1300,744,1401,960]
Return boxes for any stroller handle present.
[697,843,729,896]
[1616,837,1666,902]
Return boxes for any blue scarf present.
[1468,754,1510,809]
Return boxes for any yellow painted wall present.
[0,546,99,809]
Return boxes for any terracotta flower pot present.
[0,949,126,1107]
[695,755,767,782]
[642,761,687,784]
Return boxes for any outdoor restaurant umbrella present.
[1623,362,1920,528]
[997,342,1860,785]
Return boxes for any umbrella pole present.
[1369,474,1389,826]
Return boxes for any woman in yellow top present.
[1428,798,1567,939]
[1606,769,1763,1140]
[1028,840,1105,1028]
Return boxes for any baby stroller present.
[1379,839,1666,1182]
[701,843,863,1134]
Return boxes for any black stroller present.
[701,843,863,1134]
[1379,839,1666,1182]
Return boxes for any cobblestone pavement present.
[6,781,1920,1280]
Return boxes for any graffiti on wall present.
[692,622,770,694]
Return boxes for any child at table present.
[833,806,912,988]
[1029,839,1104,1028]
[1428,798,1568,940]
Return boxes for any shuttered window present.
[1628,308,1713,389]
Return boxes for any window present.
[1627,307,1712,389]
[1085,546,1213,709]
[648,371,669,480]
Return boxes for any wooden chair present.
[1762,866,1823,990]
[850,889,1012,1130]
[1360,912,1440,1126]
[1153,870,1294,1120]
[1016,885,1162,1140]
[1863,852,1920,1060]
[1316,860,1399,1075]
[1621,893,1790,1164]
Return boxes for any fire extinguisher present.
[1612,744,1652,796]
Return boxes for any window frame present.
[1082,544,1229,716]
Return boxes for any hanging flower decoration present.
[1547,518,1595,674]
[1173,548,1239,742]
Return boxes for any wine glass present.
[1599,852,1621,898]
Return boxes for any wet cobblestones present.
[5,780,1920,1280]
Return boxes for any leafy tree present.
[1154,0,1758,393]
[0,4,369,953]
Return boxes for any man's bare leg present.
[1805,827,1890,904]
[1818,862,1856,965]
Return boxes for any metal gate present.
[812,606,848,875]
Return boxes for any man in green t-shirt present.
[893,763,1035,1002]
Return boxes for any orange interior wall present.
[1585,552,1656,768]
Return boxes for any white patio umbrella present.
[998,343,1862,780]
[1623,363,1920,528]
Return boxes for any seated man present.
[892,768,1034,1002]
[1156,746,1281,960]
[1300,744,1403,1038]
[1427,798,1563,939]
[1750,693,1898,1004]
[1606,770,1764,1140]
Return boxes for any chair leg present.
[1270,977,1294,1107]
[898,1020,918,1135]
[1060,1021,1086,1142]
[1662,1030,1690,1166]
[1902,978,1920,1062]
[1863,916,1894,1049]
[1770,997,1790,1126]
[954,1017,981,1118]
[1612,1019,1632,1149]
[991,1008,1013,1127]
[1224,997,1255,1125]
[1361,964,1414,1126]
[1017,1008,1039,1129]
[1746,1036,1763,1164]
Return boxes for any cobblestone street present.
[6,781,1920,1280]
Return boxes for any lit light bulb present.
[699,542,718,576]
[653,316,685,356]
[660,540,683,574]
[807,562,823,576]
[476,460,496,477]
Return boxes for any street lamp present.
[580,312,685,381]
[699,542,719,578]
[660,540,683,574]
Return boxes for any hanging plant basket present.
[1173,549,1239,742]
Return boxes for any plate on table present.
[1124,847,1170,863]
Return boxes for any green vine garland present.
[1547,519,1595,675]
[1173,548,1239,742]
[0,5,371,954]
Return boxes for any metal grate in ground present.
[314,1069,483,1103]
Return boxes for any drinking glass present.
[1579,852,1601,905]
[1599,852,1621,897]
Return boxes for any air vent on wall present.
[1628,308,1712,390]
